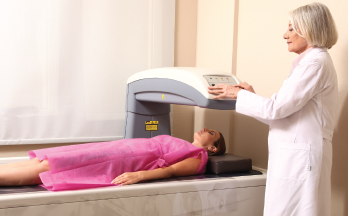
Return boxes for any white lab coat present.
[236,47,338,216]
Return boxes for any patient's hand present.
[111,157,201,185]
[111,172,142,185]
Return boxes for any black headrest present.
[205,153,252,174]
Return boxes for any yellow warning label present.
[145,121,158,131]
[162,94,165,99]
[146,125,158,131]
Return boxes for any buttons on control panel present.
[203,75,237,86]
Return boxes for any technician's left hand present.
[111,172,142,185]
[208,84,242,99]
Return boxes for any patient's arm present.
[111,155,202,185]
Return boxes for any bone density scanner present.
[0,67,267,216]
[124,67,240,139]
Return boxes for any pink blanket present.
[28,135,208,191]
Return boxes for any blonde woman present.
[209,3,338,215]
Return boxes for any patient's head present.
[192,128,226,156]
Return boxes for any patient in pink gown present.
[0,128,225,191]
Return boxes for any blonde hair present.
[289,2,338,49]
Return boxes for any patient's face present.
[193,128,220,149]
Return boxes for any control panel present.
[203,75,237,86]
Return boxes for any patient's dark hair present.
[209,132,226,156]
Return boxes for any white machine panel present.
[127,67,240,100]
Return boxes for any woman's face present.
[193,128,220,150]
[283,21,310,54]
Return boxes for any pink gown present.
[28,135,208,191]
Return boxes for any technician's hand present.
[233,82,256,94]
[208,83,242,99]
[111,172,142,185]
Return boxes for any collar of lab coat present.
[295,47,328,68]
[287,47,327,79]
[290,47,315,74]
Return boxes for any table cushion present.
[205,153,252,174]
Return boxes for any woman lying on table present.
[0,128,225,191]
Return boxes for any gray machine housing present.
[124,78,236,139]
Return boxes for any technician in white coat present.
[208,3,338,216]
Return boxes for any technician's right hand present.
[208,83,241,99]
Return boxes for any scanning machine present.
[124,67,239,139]
[0,67,267,216]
